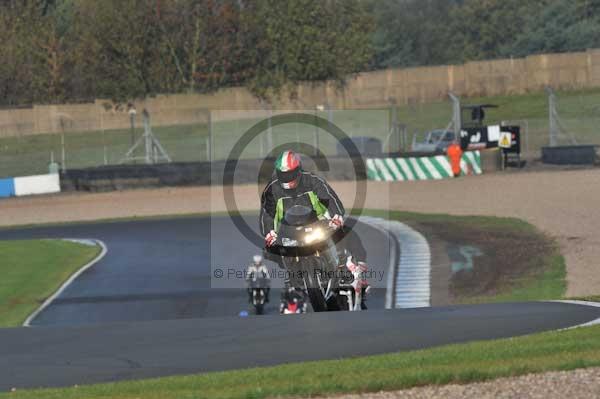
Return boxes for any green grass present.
[476,253,566,303]
[0,123,209,178]
[0,240,100,327]
[365,210,566,303]
[373,209,539,234]
[4,322,600,398]
[0,212,580,398]
[3,87,600,178]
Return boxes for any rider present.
[260,150,345,247]
[280,286,307,314]
[260,150,371,309]
[246,254,270,303]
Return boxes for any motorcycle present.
[280,288,307,314]
[247,276,269,315]
[266,205,350,312]
[337,255,370,311]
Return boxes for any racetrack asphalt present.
[2,216,600,391]
[1,302,599,390]
[0,215,393,325]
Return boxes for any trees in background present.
[507,0,600,57]
[370,0,600,69]
[0,0,373,106]
[370,0,458,68]
[0,0,74,105]
[243,0,373,98]
[4,0,600,107]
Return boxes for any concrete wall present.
[3,48,600,138]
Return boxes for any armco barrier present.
[366,151,482,181]
[0,174,60,198]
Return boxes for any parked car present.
[411,129,455,153]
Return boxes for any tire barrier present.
[366,151,482,182]
[60,157,369,192]
[542,145,597,165]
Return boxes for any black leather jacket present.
[259,171,345,236]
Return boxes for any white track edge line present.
[23,239,108,327]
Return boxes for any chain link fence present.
[2,90,599,179]
[0,106,210,178]
[390,89,600,159]
[208,108,395,162]
[547,89,600,148]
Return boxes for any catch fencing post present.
[207,110,212,162]
[546,87,578,147]
[267,107,273,157]
[61,132,66,172]
[547,87,558,147]
[449,92,462,138]
[313,106,320,157]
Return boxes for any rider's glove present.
[329,214,344,230]
[265,230,278,247]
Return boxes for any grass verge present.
[3,323,600,398]
[0,239,100,327]
[0,211,581,398]
[366,210,566,303]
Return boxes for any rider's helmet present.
[275,150,302,189]
[253,254,263,265]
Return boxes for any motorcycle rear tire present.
[255,303,264,315]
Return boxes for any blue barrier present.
[0,178,15,198]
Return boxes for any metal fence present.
[2,90,599,179]
[208,108,396,162]
[396,89,600,158]
[0,107,210,178]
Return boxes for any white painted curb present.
[359,217,399,309]
[360,217,432,309]
[23,239,107,327]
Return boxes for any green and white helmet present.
[275,150,302,189]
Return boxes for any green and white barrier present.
[366,151,482,182]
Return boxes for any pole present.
[129,105,137,148]
[547,87,557,147]
[525,119,529,155]
[314,107,319,156]
[100,109,108,165]
[61,132,66,172]
[449,92,461,138]
[267,108,273,155]
[388,97,399,152]
[207,111,212,162]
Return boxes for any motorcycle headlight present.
[304,228,325,244]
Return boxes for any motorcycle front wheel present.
[302,263,328,312]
